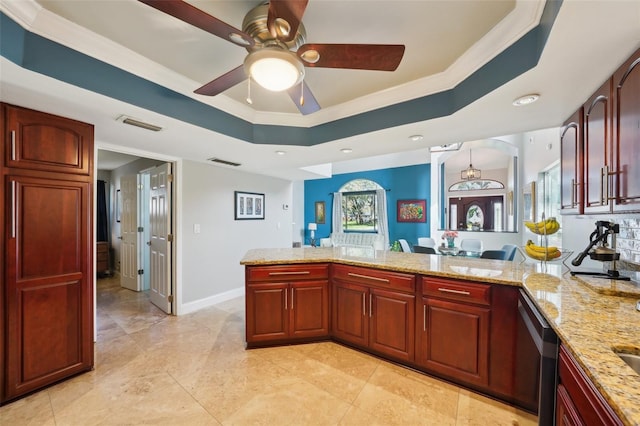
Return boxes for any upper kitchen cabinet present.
[612,50,640,212]
[583,78,613,214]
[3,104,93,176]
[560,48,640,215]
[560,109,583,214]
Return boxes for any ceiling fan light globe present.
[245,49,304,92]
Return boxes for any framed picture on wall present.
[523,181,536,222]
[234,191,265,220]
[315,201,326,224]
[397,199,427,223]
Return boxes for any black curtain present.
[97,180,109,242]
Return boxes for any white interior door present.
[120,174,140,291]
[149,163,172,313]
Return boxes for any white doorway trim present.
[94,143,181,316]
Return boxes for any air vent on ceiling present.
[207,157,241,167]
[116,115,162,132]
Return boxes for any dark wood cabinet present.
[245,264,329,346]
[557,344,622,426]
[612,50,640,212]
[583,79,613,214]
[561,48,640,214]
[560,109,584,214]
[1,103,94,404]
[4,104,92,175]
[96,242,110,276]
[331,264,415,362]
[332,280,368,347]
[417,277,490,388]
[557,383,584,426]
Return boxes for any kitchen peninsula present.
[241,247,640,425]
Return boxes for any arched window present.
[338,179,384,233]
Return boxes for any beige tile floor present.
[1,276,537,425]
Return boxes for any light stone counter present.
[241,247,640,425]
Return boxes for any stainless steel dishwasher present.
[514,289,559,426]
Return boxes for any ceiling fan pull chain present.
[246,78,253,105]
[299,77,305,106]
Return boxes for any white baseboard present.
[178,287,245,315]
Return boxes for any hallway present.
[0,276,537,425]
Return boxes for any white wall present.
[178,160,294,312]
[292,180,305,244]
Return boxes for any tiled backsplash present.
[618,217,640,270]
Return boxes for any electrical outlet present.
[193,224,201,234]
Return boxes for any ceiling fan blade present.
[194,65,247,96]
[287,80,320,115]
[297,44,405,71]
[267,0,309,43]
[138,0,254,47]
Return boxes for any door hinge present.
[138,269,144,275]
[168,174,174,183]
[167,234,174,242]
[138,226,144,232]
[168,295,174,303]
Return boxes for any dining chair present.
[413,245,436,254]
[480,250,507,260]
[500,244,518,261]
[460,239,483,253]
[398,239,412,253]
[417,237,436,248]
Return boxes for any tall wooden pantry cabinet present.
[1,103,94,404]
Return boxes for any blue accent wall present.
[304,164,431,247]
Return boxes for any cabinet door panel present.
[613,51,640,212]
[5,176,93,400]
[290,280,329,338]
[560,110,583,214]
[423,298,490,387]
[246,283,288,342]
[584,80,613,213]
[332,281,368,347]
[369,288,415,362]
[4,104,93,175]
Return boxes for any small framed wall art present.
[315,201,326,224]
[397,199,427,223]
[234,191,265,220]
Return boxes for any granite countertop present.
[241,247,640,425]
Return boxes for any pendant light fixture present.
[461,149,481,181]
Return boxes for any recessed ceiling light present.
[341,148,353,154]
[512,94,540,106]
[275,150,286,155]
[409,134,423,141]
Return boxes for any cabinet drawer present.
[422,277,490,306]
[247,264,329,282]
[332,264,415,292]
[97,252,108,262]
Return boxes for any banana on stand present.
[524,217,560,235]
[524,240,562,261]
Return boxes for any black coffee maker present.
[570,221,630,280]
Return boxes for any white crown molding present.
[2,0,543,129]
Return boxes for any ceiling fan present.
[138,0,405,115]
